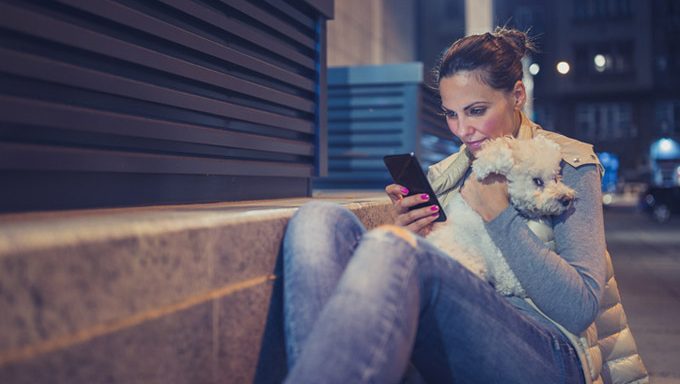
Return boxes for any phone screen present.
[383,153,447,222]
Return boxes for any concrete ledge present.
[0,192,395,383]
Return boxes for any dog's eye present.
[533,177,544,187]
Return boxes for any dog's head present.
[471,136,576,218]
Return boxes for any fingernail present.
[420,194,429,200]
[430,205,439,211]
[431,213,439,217]
[401,187,409,194]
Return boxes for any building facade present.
[331,0,680,180]
[497,0,680,180]
[327,0,418,66]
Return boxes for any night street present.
[605,205,680,383]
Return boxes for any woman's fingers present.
[385,184,409,203]
[395,202,440,226]
[396,193,433,213]
[386,184,440,232]
[405,208,440,234]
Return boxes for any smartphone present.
[383,153,447,222]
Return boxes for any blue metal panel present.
[315,63,458,189]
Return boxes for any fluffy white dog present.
[427,135,576,297]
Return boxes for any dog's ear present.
[472,137,515,178]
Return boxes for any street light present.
[594,54,607,72]
[529,63,540,75]
[556,61,570,75]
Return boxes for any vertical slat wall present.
[0,0,332,212]
[316,62,458,189]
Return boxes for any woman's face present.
[439,70,525,156]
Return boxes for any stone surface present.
[0,301,214,384]
[0,231,214,351]
[215,281,281,384]
[0,192,394,383]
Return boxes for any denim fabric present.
[283,201,584,384]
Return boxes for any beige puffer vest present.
[426,114,649,384]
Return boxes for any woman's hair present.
[433,27,537,91]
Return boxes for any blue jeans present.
[283,201,584,384]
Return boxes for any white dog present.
[427,136,576,297]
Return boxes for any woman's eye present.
[469,107,486,115]
[533,178,544,187]
[443,111,456,119]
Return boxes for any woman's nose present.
[455,119,475,137]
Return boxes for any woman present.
[282,28,647,383]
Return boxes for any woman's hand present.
[460,172,510,222]
[385,184,440,236]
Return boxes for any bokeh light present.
[556,61,570,74]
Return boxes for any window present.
[575,102,634,141]
[573,0,632,21]
[655,100,680,135]
[574,41,634,81]
[533,105,556,132]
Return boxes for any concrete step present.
[0,192,395,384]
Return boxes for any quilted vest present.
[426,114,649,384]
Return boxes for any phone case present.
[383,153,447,222]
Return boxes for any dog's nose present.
[559,196,573,207]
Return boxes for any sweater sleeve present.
[484,163,607,334]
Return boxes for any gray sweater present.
[485,163,607,334]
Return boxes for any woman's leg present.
[285,225,583,384]
[283,201,366,368]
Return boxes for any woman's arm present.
[484,163,607,334]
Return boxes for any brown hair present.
[433,27,537,91]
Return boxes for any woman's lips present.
[465,139,486,151]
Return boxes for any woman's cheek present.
[479,117,502,138]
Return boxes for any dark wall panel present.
[0,0,330,212]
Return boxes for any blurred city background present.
[319,0,680,209]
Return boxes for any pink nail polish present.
[420,194,429,200]
[401,187,409,195]
[431,213,439,217]
[430,205,439,211]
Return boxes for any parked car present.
[639,186,680,223]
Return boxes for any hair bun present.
[493,27,536,58]
[434,27,537,90]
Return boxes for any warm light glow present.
[594,54,606,72]
[529,63,540,75]
[556,61,570,75]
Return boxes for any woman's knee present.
[288,201,361,235]
[284,201,364,266]
[369,225,419,248]
[354,225,421,273]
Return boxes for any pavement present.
[603,204,680,383]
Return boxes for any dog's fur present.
[427,136,576,296]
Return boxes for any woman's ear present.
[512,80,526,110]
